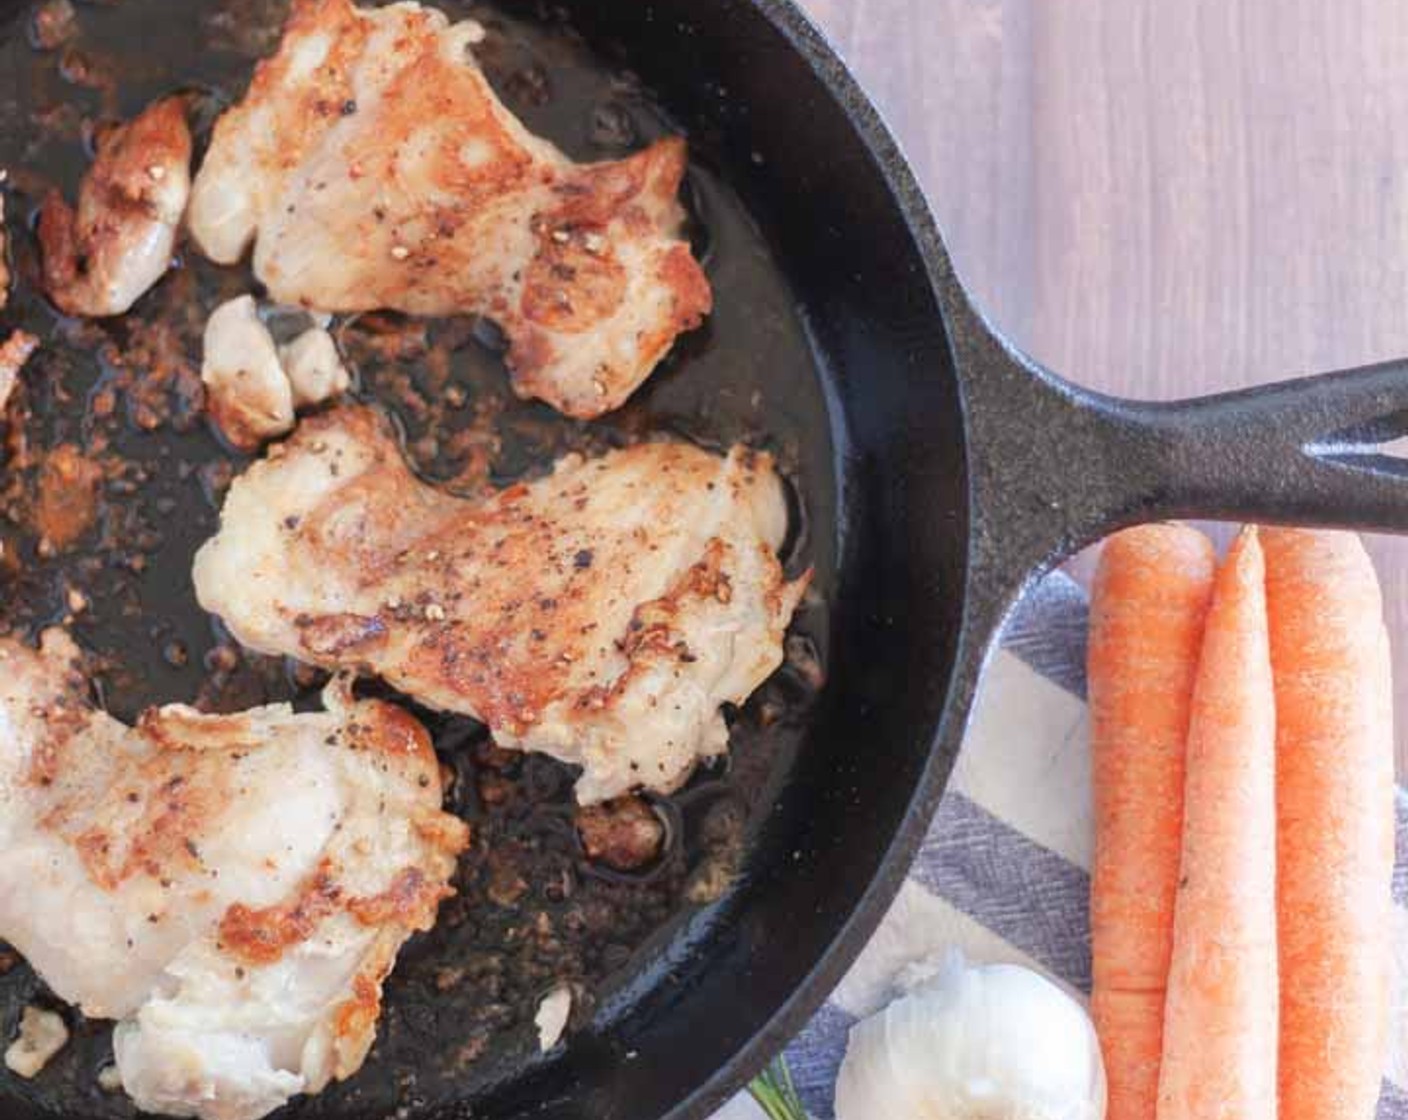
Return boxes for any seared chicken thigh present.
[38,97,192,317]
[187,0,711,419]
[193,406,806,803]
[0,630,468,1120]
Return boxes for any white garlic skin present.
[834,956,1106,1120]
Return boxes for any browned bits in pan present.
[28,0,78,53]
[575,796,665,871]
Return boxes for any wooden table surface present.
[797,0,1408,778]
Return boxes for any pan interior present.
[0,1,966,1117]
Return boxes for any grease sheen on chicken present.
[0,630,468,1120]
[193,406,807,803]
[187,0,712,419]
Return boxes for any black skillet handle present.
[936,259,1408,654]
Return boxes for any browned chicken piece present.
[202,296,353,450]
[186,0,712,420]
[0,330,38,411]
[201,295,295,451]
[0,630,468,1120]
[38,97,192,318]
[193,406,806,803]
[576,797,666,871]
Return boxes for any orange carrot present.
[1088,523,1215,1120]
[1156,526,1278,1120]
[1262,528,1395,1120]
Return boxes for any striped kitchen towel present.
[713,571,1408,1120]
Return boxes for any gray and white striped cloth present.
[713,571,1408,1120]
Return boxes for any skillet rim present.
[660,2,982,1118]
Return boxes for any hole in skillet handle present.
[1143,356,1408,534]
[1306,403,1408,477]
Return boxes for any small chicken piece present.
[0,630,468,1120]
[202,301,351,449]
[202,295,294,451]
[576,797,665,871]
[38,97,192,317]
[4,1007,69,1079]
[0,329,38,411]
[187,0,711,419]
[280,326,350,408]
[193,406,806,803]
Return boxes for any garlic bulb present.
[834,953,1106,1120]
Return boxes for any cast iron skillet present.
[4,1,1408,1119]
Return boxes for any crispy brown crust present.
[415,811,473,857]
[219,861,344,965]
[346,867,453,931]
[221,858,461,967]
[653,241,714,342]
[330,966,386,1076]
[14,632,89,789]
[506,140,713,413]
[137,708,266,753]
[574,540,739,717]
[352,697,444,765]
[42,750,223,890]
[520,237,628,334]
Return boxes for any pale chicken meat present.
[193,406,807,803]
[280,326,351,408]
[5,1007,68,1079]
[202,296,353,450]
[201,295,295,451]
[0,630,469,1120]
[187,0,712,419]
[38,97,192,317]
[0,330,38,411]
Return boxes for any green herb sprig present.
[747,1055,808,1120]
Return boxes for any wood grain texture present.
[797,0,1408,777]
